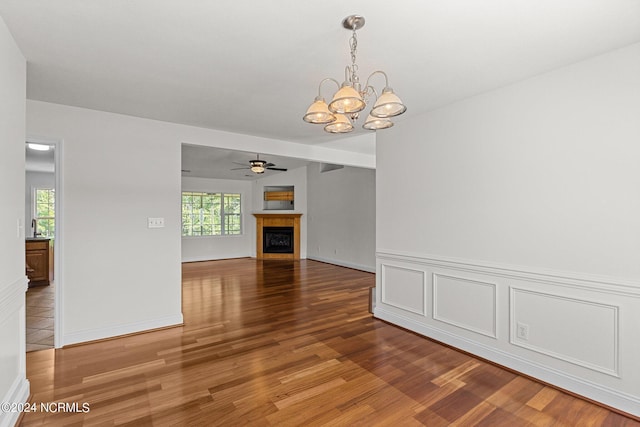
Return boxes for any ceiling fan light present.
[328,84,366,114]
[249,159,267,174]
[363,114,393,130]
[324,114,353,133]
[370,87,407,118]
[303,97,336,124]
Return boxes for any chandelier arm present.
[364,70,390,91]
[364,85,379,100]
[317,78,340,98]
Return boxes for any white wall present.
[0,16,28,427]
[24,171,55,236]
[307,164,376,272]
[27,102,185,345]
[181,177,253,262]
[252,166,308,259]
[375,43,640,415]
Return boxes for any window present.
[181,192,242,236]
[34,188,55,238]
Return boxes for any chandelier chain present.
[349,29,359,85]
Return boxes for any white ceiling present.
[4,1,640,178]
[25,144,55,173]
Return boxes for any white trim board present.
[307,256,375,273]
[377,250,640,297]
[62,313,184,347]
[0,375,30,427]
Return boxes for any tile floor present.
[26,283,54,352]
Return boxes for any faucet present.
[31,219,41,238]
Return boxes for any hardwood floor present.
[21,259,639,426]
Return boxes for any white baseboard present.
[374,307,640,417]
[0,376,30,427]
[62,313,184,346]
[307,256,375,273]
[182,255,251,263]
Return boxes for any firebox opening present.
[263,227,294,254]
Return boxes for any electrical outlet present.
[516,322,529,340]
[147,217,165,228]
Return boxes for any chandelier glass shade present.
[303,96,336,124]
[370,87,407,118]
[303,15,406,134]
[363,114,393,130]
[324,114,354,133]
[328,84,366,115]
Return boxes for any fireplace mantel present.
[253,214,302,260]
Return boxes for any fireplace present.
[254,213,302,260]
[263,227,294,254]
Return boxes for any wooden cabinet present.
[263,185,295,210]
[26,239,50,287]
[264,191,294,201]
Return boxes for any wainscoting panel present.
[0,277,30,427]
[433,273,497,338]
[375,250,640,417]
[510,288,619,376]
[380,264,426,315]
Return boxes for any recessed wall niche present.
[263,185,294,210]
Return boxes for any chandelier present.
[303,15,407,134]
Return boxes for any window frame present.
[181,191,243,237]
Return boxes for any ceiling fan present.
[231,154,288,174]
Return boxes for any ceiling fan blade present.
[264,163,275,167]
[232,161,249,166]
[266,167,288,171]
[231,167,250,170]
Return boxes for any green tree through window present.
[182,192,241,236]
[34,188,55,238]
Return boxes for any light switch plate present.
[148,217,165,228]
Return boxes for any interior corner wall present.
[252,166,308,259]
[375,43,640,415]
[181,176,253,262]
[307,163,376,272]
[0,15,29,427]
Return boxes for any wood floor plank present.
[20,258,640,426]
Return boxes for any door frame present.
[26,135,64,349]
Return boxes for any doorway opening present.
[25,138,62,351]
